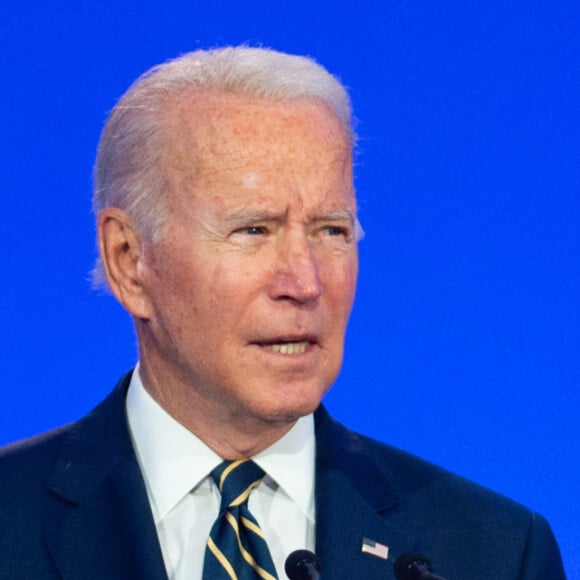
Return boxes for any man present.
[0,47,565,579]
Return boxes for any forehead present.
[161,90,352,184]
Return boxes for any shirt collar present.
[126,366,316,524]
[253,411,316,524]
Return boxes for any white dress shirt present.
[126,367,316,579]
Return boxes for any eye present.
[321,225,351,240]
[236,225,267,235]
[323,226,347,236]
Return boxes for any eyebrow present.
[311,209,356,224]
[222,208,356,225]
[221,210,285,225]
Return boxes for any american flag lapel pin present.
[361,537,389,560]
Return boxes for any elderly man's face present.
[139,92,358,429]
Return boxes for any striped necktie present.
[203,459,278,580]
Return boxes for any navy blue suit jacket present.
[0,372,566,579]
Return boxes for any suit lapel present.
[43,373,168,580]
[314,407,415,579]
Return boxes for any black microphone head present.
[284,549,321,580]
[394,552,433,579]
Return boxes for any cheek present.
[323,255,358,310]
[193,260,264,329]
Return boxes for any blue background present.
[1,1,578,576]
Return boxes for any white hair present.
[92,46,356,285]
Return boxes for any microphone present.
[394,552,446,580]
[284,549,322,579]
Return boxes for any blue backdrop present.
[1,1,578,576]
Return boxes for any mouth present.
[253,337,317,356]
[267,341,310,355]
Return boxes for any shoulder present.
[360,432,564,577]
[318,407,531,519]
[0,371,132,500]
[0,424,72,487]
[315,408,565,578]
[0,423,76,558]
[347,420,538,530]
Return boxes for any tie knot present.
[211,459,265,510]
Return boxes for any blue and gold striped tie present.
[203,459,278,580]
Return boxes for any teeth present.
[268,341,310,355]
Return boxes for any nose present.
[268,233,323,305]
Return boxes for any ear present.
[97,208,152,319]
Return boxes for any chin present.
[258,388,327,423]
